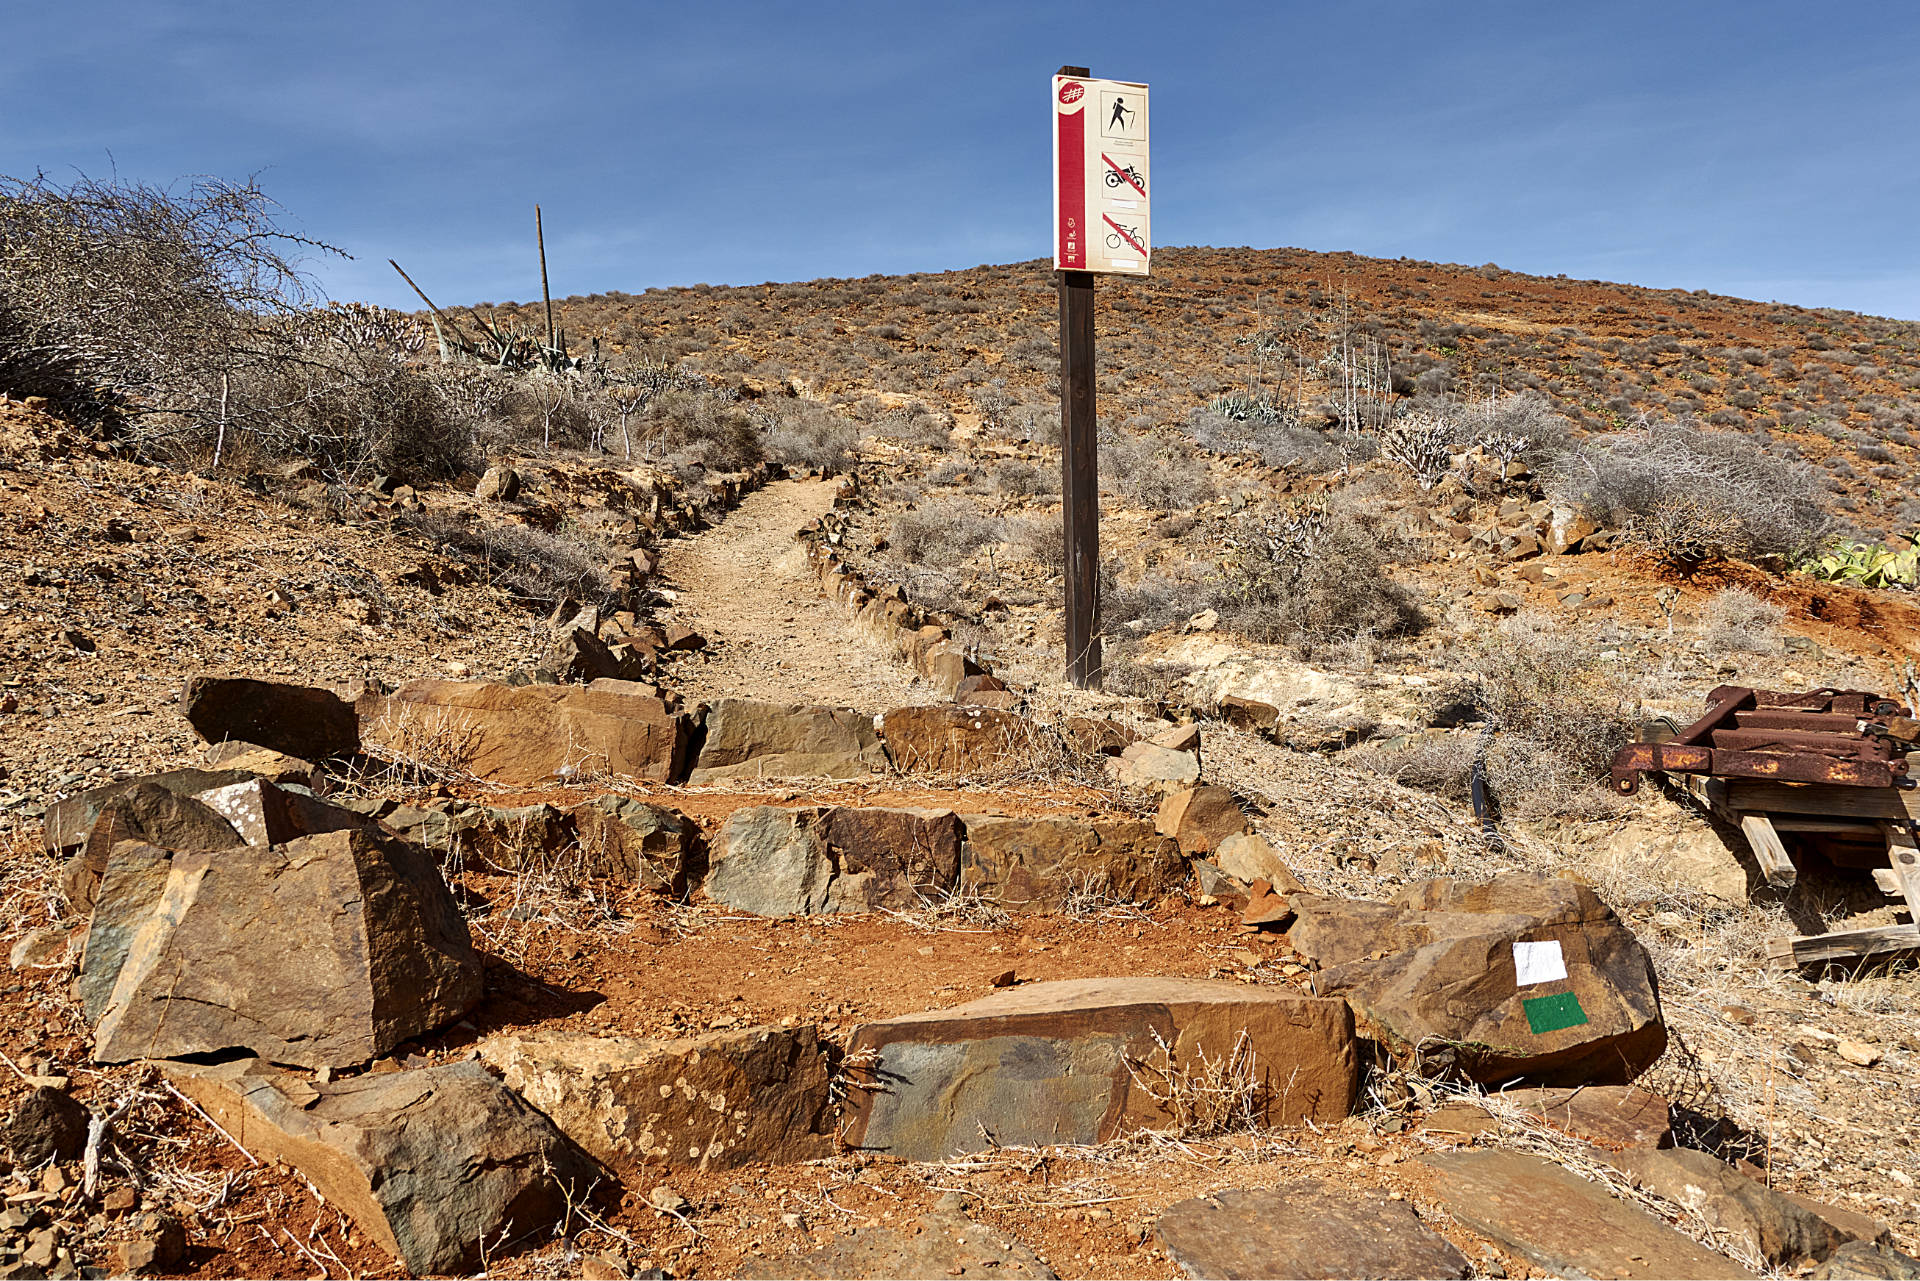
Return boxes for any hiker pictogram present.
[1108,97,1133,132]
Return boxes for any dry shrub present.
[889,499,1004,565]
[1125,1027,1267,1137]
[1549,420,1828,565]
[1698,587,1784,654]
[1217,502,1424,656]
[410,510,613,610]
[761,399,859,471]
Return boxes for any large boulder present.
[841,977,1359,1161]
[705,806,961,916]
[688,699,890,782]
[479,1024,832,1173]
[65,778,376,918]
[1289,872,1667,1085]
[705,807,835,916]
[1154,786,1246,855]
[167,1058,599,1276]
[1603,1147,1874,1270]
[877,705,1028,775]
[360,679,691,784]
[179,676,360,760]
[959,815,1185,911]
[1155,1181,1470,1280]
[1165,636,1436,742]
[81,828,482,1068]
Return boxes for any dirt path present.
[656,478,927,709]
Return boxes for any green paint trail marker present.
[1523,991,1589,1035]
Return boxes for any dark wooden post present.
[1058,65,1101,690]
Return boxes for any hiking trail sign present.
[1052,73,1150,276]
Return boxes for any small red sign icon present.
[1058,81,1084,104]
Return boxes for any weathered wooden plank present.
[1770,818,1885,836]
[1725,780,1920,821]
[1877,822,1920,923]
[1766,923,1920,968]
[1664,771,1736,822]
[1739,812,1797,890]
[1874,868,1902,896]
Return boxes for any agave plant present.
[1801,537,1920,590]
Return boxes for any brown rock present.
[1154,786,1246,855]
[878,705,1027,775]
[475,465,520,501]
[959,814,1186,911]
[42,767,262,856]
[822,806,962,910]
[1420,1149,1753,1279]
[479,1024,832,1173]
[179,675,360,760]
[1499,1084,1673,1149]
[738,1210,1054,1280]
[687,699,889,783]
[842,978,1358,1161]
[663,624,706,652]
[1240,879,1295,927]
[83,828,482,1068]
[116,1212,186,1276]
[1061,717,1138,757]
[1155,1181,1470,1279]
[568,795,695,894]
[201,741,323,788]
[1212,832,1302,892]
[1108,740,1201,791]
[167,1058,598,1276]
[1607,1146,1853,1268]
[191,777,372,848]
[1290,873,1667,1085]
[6,1086,86,1166]
[360,679,690,784]
[64,782,241,913]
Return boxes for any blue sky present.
[6,1,1918,317]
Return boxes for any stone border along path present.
[655,476,928,710]
[45,675,1914,1278]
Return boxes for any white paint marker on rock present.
[1512,940,1568,987]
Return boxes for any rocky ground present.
[4,265,1920,1281]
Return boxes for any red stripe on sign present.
[1102,153,1145,197]
[1102,213,1145,257]
[1057,102,1085,268]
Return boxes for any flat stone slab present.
[1156,1181,1470,1279]
[1420,1149,1755,1279]
[736,1210,1054,1280]
[1499,1084,1673,1149]
[843,977,1357,1162]
[478,1024,832,1172]
[359,679,690,784]
[687,698,889,782]
[958,815,1186,911]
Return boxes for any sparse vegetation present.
[1216,500,1424,655]
[1698,588,1785,654]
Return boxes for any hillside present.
[4,196,1920,1279]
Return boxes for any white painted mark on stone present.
[1513,940,1568,986]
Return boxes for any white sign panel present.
[1053,73,1150,276]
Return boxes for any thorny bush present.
[1217,498,1424,655]
[1549,420,1829,566]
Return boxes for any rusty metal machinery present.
[1611,687,1919,795]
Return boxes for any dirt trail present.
[656,478,926,709]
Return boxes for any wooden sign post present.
[1052,66,1150,689]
